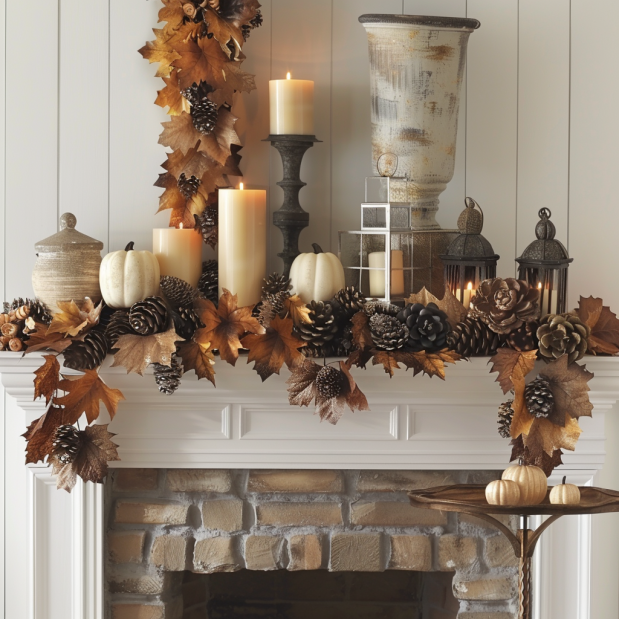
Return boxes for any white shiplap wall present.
[2,1,619,617]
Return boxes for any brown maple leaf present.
[241,315,306,381]
[22,405,71,464]
[194,291,264,365]
[155,69,186,115]
[403,349,461,380]
[489,348,538,395]
[346,348,373,370]
[287,360,321,407]
[25,323,73,354]
[577,296,619,355]
[47,299,102,338]
[351,311,373,350]
[522,414,582,460]
[539,355,594,422]
[111,329,183,376]
[33,355,60,404]
[176,340,216,386]
[158,0,186,31]
[406,286,467,328]
[163,143,214,179]
[204,7,244,58]
[372,351,406,377]
[51,424,120,492]
[139,27,183,78]
[56,371,125,425]
[284,295,312,326]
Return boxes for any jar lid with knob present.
[35,212,104,253]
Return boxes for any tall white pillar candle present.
[269,73,315,135]
[218,185,267,307]
[369,252,386,297]
[153,225,202,287]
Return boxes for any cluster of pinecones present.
[0,298,49,352]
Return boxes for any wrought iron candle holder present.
[264,134,322,276]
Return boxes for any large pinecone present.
[498,400,515,439]
[160,275,195,310]
[332,286,366,321]
[178,173,201,199]
[262,273,291,297]
[506,320,539,352]
[364,301,400,318]
[52,425,82,465]
[63,327,109,371]
[525,377,554,419]
[397,303,450,353]
[447,315,504,356]
[153,355,183,395]
[369,314,409,351]
[537,313,590,364]
[106,310,133,351]
[129,297,168,335]
[182,81,219,135]
[171,306,203,340]
[194,206,218,249]
[315,365,343,399]
[296,301,339,355]
[198,260,219,303]
[4,297,52,325]
[470,278,540,334]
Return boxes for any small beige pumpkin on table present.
[502,461,548,505]
[549,476,581,505]
[486,479,521,506]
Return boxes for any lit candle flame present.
[286,72,291,80]
[466,282,473,291]
[240,182,244,190]
[538,282,542,290]
[179,223,183,230]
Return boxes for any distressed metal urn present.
[32,213,104,311]
[359,14,480,230]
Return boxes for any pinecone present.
[397,303,450,353]
[295,301,339,356]
[241,9,263,40]
[525,377,555,419]
[198,260,219,303]
[364,301,400,318]
[129,297,168,335]
[3,297,52,325]
[177,173,201,199]
[182,81,219,135]
[106,310,133,351]
[498,400,515,439]
[262,273,291,297]
[369,314,409,351]
[506,320,539,352]
[470,277,540,334]
[447,315,504,357]
[333,323,355,357]
[52,425,82,465]
[153,355,183,395]
[171,306,204,340]
[63,327,109,371]
[332,286,366,321]
[160,275,195,310]
[537,313,590,364]
[194,205,218,248]
[315,365,343,399]
[257,292,288,327]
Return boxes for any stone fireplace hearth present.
[107,469,518,618]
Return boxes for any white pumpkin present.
[549,477,581,505]
[289,244,345,303]
[485,479,521,506]
[100,242,161,308]
[502,462,548,505]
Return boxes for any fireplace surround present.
[1,353,618,618]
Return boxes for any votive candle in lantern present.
[369,251,386,297]
[463,281,473,309]
[153,224,202,287]
[390,250,405,296]
[218,184,267,307]
[269,72,314,135]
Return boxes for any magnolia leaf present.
[577,296,619,355]
[111,329,183,376]
[351,311,373,350]
[22,405,71,464]
[522,414,582,460]
[138,27,182,78]
[241,315,306,381]
[56,371,125,425]
[176,339,216,386]
[286,360,321,407]
[489,348,538,395]
[406,286,467,328]
[284,295,312,326]
[540,355,594,421]
[33,355,60,404]
[155,69,186,115]
[195,290,264,365]
[51,425,120,492]
[47,299,102,337]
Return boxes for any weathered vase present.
[359,14,480,230]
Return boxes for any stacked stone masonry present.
[107,469,519,619]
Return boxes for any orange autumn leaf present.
[111,329,183,376]
[155,69,186,115]
[22,405,72,465]
[33,354,60,404]
[522,414,582,460]
[489,348,538,395]
[47,299,102,338]
[576,295,619,355]
[138,27,182,78]
[284,295,312,326]
[25,322,73,354]
[177,339,216,386]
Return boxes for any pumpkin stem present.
[311,243,323,254]
[518,457,524,466]
[562,476,567,485]
[125,242,135,252]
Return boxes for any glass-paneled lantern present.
[441,198,499,308]
[516,208,572,316]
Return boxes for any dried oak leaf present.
[155,69,186,116]
[241,315,306,381]
[406,285,467,328]
[351,311,373,350]
[510,436,564,477]
[176,339,216,386]
[287,359,321,407]
[22,405,71,464]
[284,295,312,326]
[139,27,183,78]
[33,354,60,404]
[51,424,120,493]
[47,299,102,338]
[194,290,264,365]
[25,322,73,354]
[489,348,538,395]
[111,328,184,376]
[577,296,619,355]
[55,370,125,425]
[522,414,582,460]
[539,355,594,422]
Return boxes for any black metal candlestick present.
[264,134,322,276]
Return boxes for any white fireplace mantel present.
[1,352,619,619]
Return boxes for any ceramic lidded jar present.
[32,213,104,311]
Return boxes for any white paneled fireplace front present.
[1,353,618,619]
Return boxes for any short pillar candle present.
[269,72,315,135]
[153,225,202,287]
[218,184,267,307]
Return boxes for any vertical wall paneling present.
[466,0,518,280]
[58,0,110,254]
[270,0,332,270]
[109,0,168,255]
[5,0,60,299]
[516,0,570,258]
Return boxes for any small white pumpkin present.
[549,477,581,505]
[100,242,161,309]
[502,462,548,505]
[486,479,521,506]
[289,243,345,303]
